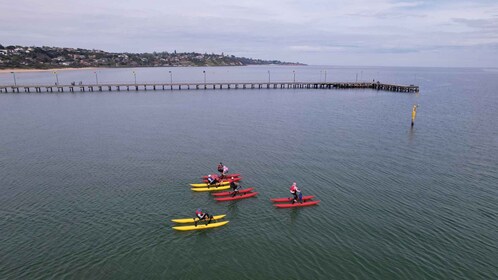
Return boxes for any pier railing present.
[0,81,419,93]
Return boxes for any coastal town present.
[0,44,303,69]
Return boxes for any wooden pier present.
[0,81,419,94]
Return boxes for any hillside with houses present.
[0,44,303,69]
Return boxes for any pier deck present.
[0,81,419,93]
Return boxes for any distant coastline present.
[0,67,100,74]
[0,44,306,70]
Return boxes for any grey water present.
[0,66,497,279]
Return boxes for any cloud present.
[287,45,351,52]
[452,17,498,32]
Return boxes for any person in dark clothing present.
[229,177,240,197]
[194,208,213,226]
[206,174,219,186]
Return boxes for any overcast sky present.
[1,0,497,67]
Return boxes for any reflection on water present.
[227,200,239,218]
[289,208,301,224]
[408,126,416,142]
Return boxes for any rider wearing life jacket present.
[206,174,219,186]
[230,177,240,197]
[217,163,224,173]
[221,165,229,178]
[290,182,301,204]
[195,208,213,226]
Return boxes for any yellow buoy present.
[411,104,418,127]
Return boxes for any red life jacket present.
[290,185,298,193]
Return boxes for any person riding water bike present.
[194,208,213,226]
[219,164,229,179]
[217,162,224,173]
[206,174,219,186]
[229,177,241,197]
[290,182,302,204]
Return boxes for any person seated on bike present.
[194,208,213,226]
[206,174,219,186]
[229,177,241,197]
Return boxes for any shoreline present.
[0,67,100,74]
[0,64,306,74]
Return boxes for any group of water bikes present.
[171,162,320,231]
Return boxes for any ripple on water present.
[1,67,498,279]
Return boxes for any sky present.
[1,0,498,67]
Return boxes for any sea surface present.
[0,66,497,279]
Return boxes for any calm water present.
[0,66,497,279]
